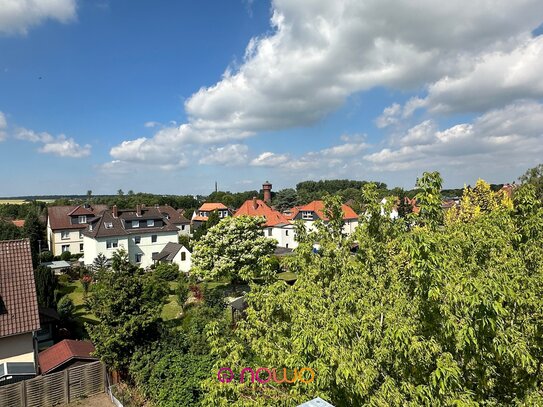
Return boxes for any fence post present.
[64,369,70,403]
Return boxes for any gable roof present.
[234,198,291,227]
[198,202,228,211]
[38,339,97,374]
[152,242,188,262]
[11,219,25,228]
[297,200,358,221]
[0,239,40,338]
[83,206,179,239]
[159,205,190,225]
[48,205,108,230]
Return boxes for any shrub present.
[154,263,180,281]
[39,250,54,262]
[58,274,70,285]
[60,251,71,261]
[57,296,75,321]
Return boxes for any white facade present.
[47,220,85,256]
[380,198,399,220]
[297,219,358,236]
[265,225,298,249]
[83,231,179,269]
[171,246,192,272]
[0,333,35,365]
[176,224,191,236]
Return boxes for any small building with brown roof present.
[152,242,192,272]
[291,200,359,235]
[82,205,180,268]
[234,197,297,249]
[0,239,41,385]
[38,339,98,375]
[47,204,108,256]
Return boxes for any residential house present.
[291,200,359,235]
[152,242,192,272]
[82,204,180,269]
[0,240,40,385]
[157,204,191,236]
[47,204,108,256]
[234,197,297,249]
[192,202,231,228]
[38,339,98,375]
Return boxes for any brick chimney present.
[252,197,258,210]
[136,204,142,217]
[112,205,118,218]
[263,181,272,204]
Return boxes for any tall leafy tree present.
[191,216,277,283]
[86,249,168,372]
[519,163,543,202]
[23,211,45,267]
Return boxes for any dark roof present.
[48,205,108,231]
[152,242,186,261]
[159,205,190,225]
[38,340,97,374]
[0,240,40,337]
[83,206,179,238]
[39,307,60,324]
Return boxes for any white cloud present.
[15,127,91,158]
[199,144,248,166]
[250,152,290,167]
[0,0,76,35]
[364,101,543,172]
[109,0,543,168]
[376,103,401,128]
[0,111,7,141]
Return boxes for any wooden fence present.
[0,361,105,407]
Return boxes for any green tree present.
[273,188,299,212]
[23,212,45,267]
[39,250,54,262]
[60,250,71,261]
[202,173,543,406]
[86,249,168,371]
[192,209,221,241]
[154,263,180,281]
[191,216,277,283]
[519,163,543,201]
[34,265,58,308]
[414,171,443,229]
[0,219,22,241]
[57,296,75,321]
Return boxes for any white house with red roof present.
[290,200,359,235]
[234,197,297,249]
[191,202,231,228]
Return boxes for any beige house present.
[47,204,108,256]
[0,240,41,385]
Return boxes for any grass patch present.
[162,294,182,320]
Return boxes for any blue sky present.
[1,1,543,196]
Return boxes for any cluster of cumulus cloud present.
[105,0,543,180]
[2,0,543,181]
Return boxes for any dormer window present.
[132,221,139,228]
[105,222,113,229]
[302,211,312,220]
[0,295,6,315]
[78,215,87,224]
[147,220,155,227]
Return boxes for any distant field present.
[0,199,55,204]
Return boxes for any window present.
[79,243,84,252]
[285,230,289,236]
[181,225,186,230]
[61,231,70,240]
[286,243,289,248]
[78,215,87,224]
[268,228,273,237]
[106,240,118,249]
[105,222,113,229]
[151,235,157,243]
[132,220,139,228]
[181,252,186,261]
[61,244,70,252]
[134,236,141,244]
[79,231,83,239]
[147,219,154,227]
[302,211,312,220]
[135,253,143,263]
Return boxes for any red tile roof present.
[198,203,228,211]
[48,205,108,231]
[39,339,97,374]
[297,200,358,220]
[11,219,25,228]
[0,239,40,337]
[234,199,291,227]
